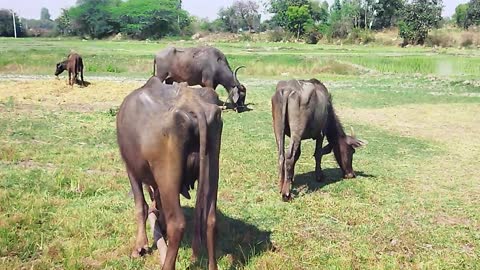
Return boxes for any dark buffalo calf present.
[55,53,84,86]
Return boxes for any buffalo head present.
[55,61,67,76]
[322,127,366,179]
[231,66,247,111]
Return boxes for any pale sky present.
[0,0,466,20]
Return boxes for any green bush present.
[328,19,352,39]
[304,24,322,44]
[268,27,291,42]
[347,29,375,44]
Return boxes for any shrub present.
[304,24,322,44]
[240,33,253,42]
[328,19,352,39]
[267,27,291,42]
[347,29,375,44]
[461,32,474,47]
[425,30,455,47]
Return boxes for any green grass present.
[0,39,479,269]
[1,37,480,79]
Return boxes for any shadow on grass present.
[292,169,375,197]
[178,207,272,269]
[221,102,254,113]
[76,79,91,87]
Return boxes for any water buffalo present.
[153,46,247,111]
[272,79,366,201]
[55,52,84,86]
[117,77,223,270]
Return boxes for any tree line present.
[1,0,479,45]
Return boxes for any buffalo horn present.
[350,126,355,137]
[234,66,246,82]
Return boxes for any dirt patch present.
[0,79,142,111]
[340,103,480,147]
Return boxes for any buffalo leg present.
[149,187,167,265]
[68,71,72,86]
[152,158,185,270]
[206,124,221,270]
[282,139,301,201]
[128,169,150,257]
[314,136,325,182]
[80,69,84,86]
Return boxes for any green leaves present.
[399,0,442,45]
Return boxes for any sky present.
[0,0,467,20]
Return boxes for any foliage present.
[372,0,404,29]
[68,0,120,39]
[54,0,191,39]
[267,27,291,42]
[424,30,455,47]
[453,3,469,28]
[55,9,73,36]
[111,0,190,39]
[347,28,375,44]
[218,0,261,33]
[304,23,323,44]
[0,9,25,37]
[268,0,330,39]
[310,0,329,23]
[286,5,311,38]
[465,0,480,28]
[269,0,309,28]
[398,0,442,45]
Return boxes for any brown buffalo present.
[55,52,84,86]
[116,77,222,270]
[272,79,366,201]
[153,46,247,111]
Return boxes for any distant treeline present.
[1,0,480,45]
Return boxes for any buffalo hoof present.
[131,246,149,258]
[344,173,356,179]
[282,192,292,202]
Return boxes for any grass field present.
[0,38,479,269]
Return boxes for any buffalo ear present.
[231,89,240,104]
[346,136,367,149]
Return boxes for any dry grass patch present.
[340,103,480,147]
[0,79,143,112]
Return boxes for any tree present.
[269,0,309,28]
[40,7,51,21]
[69,0,121,38]
[398,0,442,45]
[231,0,261,32]
[453,3,468,28]
[310,0,329,23]
[286,5,311,38]
[217,1,261,33]
[55,8,73,35]
[0,9,25,37]
[112,0,190,39]
[465,0,480,28]
[372,0,404,29]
